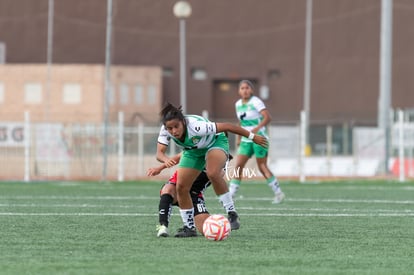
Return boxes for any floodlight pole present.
[173,1,192,114]
[179,19,187,113]
[45,0,54,178]
[303,0,312,149]
[46,0,54,122]
[102,0,113,182]
[378,0,393,174]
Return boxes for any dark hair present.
[239,79,255,91]
[160,102,185,125]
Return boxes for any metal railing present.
[1,110,413,182]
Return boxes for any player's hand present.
[147,167,162,176]
[253,135,268,148]
[164,158,177,168]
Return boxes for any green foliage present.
[0,179,413,275]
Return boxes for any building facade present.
[0,64,162,124]
[0,0,413,125]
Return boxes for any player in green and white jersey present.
[157,103,268,237]
[229,80,285,204]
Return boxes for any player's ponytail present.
[160,102,185,125]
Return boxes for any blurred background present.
[0,0,413,181]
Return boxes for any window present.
[134,85,143,104]
[0,82,4,103]
[191,67,207,80]
[63,83,82,104]
[268,69,281,79]
[119,84,129,105]
[162,67,174,77]
[147,85,157,105]
[24,83,42,104]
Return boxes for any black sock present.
[159,194,173,227]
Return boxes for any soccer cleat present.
[174,226,197,238]
[272,191,285,204]
[227,211,240,230]
[156,225,169,237]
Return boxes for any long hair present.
[160,102,185,125]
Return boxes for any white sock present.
[179,208,195,229]
[268,182,282,194]
[229,183,239,197]
[218,192,236,213]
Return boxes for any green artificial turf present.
[0,179,413,275]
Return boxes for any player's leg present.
[205,147,240,230]
[254,143,285,204]
[229,142,253,198]
[175,153,204,237]
[157,182,177,237]
[193,193,210,234]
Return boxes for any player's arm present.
[156,142,179,168]
[235,123,242,146]
[147,163,166,176]
[216,122,268,147]
[252,109,271,133]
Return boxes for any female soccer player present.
[147,164,211,237]
[229,80,285,204]
[157,103,268,237]
[148,154,233,237]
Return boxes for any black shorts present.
[163,171,211,216]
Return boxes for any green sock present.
[230,179,241,186]
[266,176,277,185]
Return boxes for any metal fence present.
[1,110,413,182]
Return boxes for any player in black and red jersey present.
[147,154,233,238]
[147,166,211,237]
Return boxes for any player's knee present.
[176,183,190,195]
[206,171,224,183]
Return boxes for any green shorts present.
[178,134,229,170]
[237,140,268,158]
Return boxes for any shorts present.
[178,134,229,170]
[238,140,268,158]
[162,170,210,216]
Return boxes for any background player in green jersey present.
[229,80,285,204]
[158,103,268,237]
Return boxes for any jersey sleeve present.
[189,120,217,136]
[252,96,267,112]
[157,126,170,146]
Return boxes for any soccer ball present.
[202,214,231,241]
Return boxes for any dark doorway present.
[212,79,258,121]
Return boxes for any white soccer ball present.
[202,214,231,241]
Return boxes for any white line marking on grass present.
[242,213,414,217]
[2,195,414,205]
[0,195,154,200]
[0,212,413,217]
[235,197,414,204]
[287,198,414,204]
[0,212,157,216]
[0,203,146,208]
[238,207,414,213]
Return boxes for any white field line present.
[1,195,414,205]
[1,196,413,217]
[0,212,413,217]
[238,207,414,213]
[1,204,413,214]
[0,203,146,208]
[238,197,414,204]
